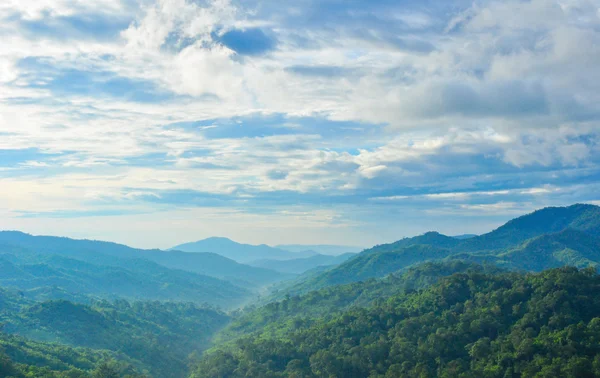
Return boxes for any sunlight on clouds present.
[0,0,599,244]
[0,0,127,20]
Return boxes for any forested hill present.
[3,204,600,377]
[0,286,229,378]
[0,231,289,288]
[0,251,252,308]
[217,261,503,343]
[192,266,600,378]
[281,204,600,294]
[0,333,145,378]
[0,231,298,309]
[366,203,600,254]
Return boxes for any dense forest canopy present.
[192,267,600,378]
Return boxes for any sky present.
[0,0,599,249]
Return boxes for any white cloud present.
[0,0,127,20]
[0,0,599,245]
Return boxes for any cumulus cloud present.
[0,0,599,245]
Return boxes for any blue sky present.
[0,0,599,249]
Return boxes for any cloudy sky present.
[0,0,599,249]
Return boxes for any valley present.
[2,204,600,377]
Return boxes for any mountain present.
[0,287,229,378]
[276,244,364,255]
[219,261,503,343]
[456,228,600,272]
[361,204,600,254]
[359,204,600,259]
[0,231,289,288]
[171,237,317,263]
[452,233,478,239]
[363,231,461,254]
[0,251,252,308]
[459,203,600,252]
[193,267,600,378]
[248,253,356,274]
[4,203,600,377]
[0,332,143,377]
[282,245,453,295]
[279,204,600,295]
[505,228,600,269]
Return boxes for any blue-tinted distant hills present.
[248,253,356,274]
[0,231,293,308]
[171,237,318,263]
[276,244,364,255]
[451,234,478,239]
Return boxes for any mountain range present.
[0,231,296,308]
[275,244,364,255]
[248,253,356,274]
[171,237,319,263]
[3,203,600,377]
[279,203,600,295]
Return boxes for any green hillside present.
[219,261,502,343]
[192,267,600,378]
[0,252,251,308]
[278,245,454,296]
[363,204,600,254]
[456,228,600,272]
[2,204,600,377]
[280,204,600,295]
[0,332,145,378]
[0,287,229,378]
[0,232,289,288]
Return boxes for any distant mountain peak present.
[422,231,444,236]
[171,238,318,263]
[452,234,478,240]
[200,236,236,242]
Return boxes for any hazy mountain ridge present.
[0,232,289,288]
[0,287,229,378]
[278,204,600,295]
[248,253,356,274]
[171,237,318,262]
[452,234,478,239]
[276,244,364,255]
[0,251,252,307]
[3,204,600,377]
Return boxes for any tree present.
[0,349,17,378]
[92,362,120,378]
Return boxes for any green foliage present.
[2,204,600,378]
[281,245,454,295]
[192,267,600,378]
[279,204,600,296]
[0,333,145,378]
[222,261,501,343]
[0,231,288,301]
[0,291,229,378]
[0,250,251,309]
[92,362,120,378]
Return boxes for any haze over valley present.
[0,204,600,376]
[2,0,600,376]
